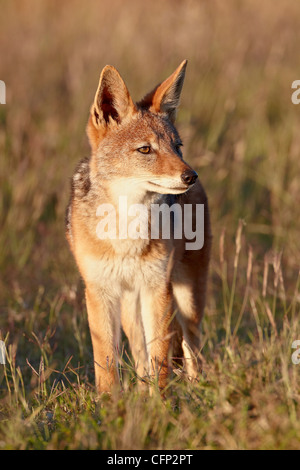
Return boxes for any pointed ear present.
[137,60,187,123]
[87,65,136,151]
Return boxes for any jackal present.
[66,60,211,393]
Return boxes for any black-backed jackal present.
[66,61,211,393]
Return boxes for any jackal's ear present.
[87,65,136,151]
[137,60,187,123]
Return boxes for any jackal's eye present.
[137,146,151,154]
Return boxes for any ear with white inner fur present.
[91,65,136,129]
[137,60,188,123]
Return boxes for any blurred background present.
[0,0,299,372]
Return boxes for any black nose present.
[181,169,198,186]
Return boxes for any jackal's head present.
[86,60,198,197]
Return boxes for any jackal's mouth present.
[147,180,191,194]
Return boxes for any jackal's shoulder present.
[65,156,91,243]
[70,156,91,200]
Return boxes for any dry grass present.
[0,0,299,449]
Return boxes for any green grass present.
[0,0,299,450]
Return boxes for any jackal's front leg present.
[140,283,173,390]
[85,286,120,393]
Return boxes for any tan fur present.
[66,60,212,393]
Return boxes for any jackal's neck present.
[103,179,162,209]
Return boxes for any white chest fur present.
[82,249,167,292]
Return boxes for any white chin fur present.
[146,181,190,195]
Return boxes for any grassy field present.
[0,0,300,450]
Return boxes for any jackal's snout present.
[181,169,198,186]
